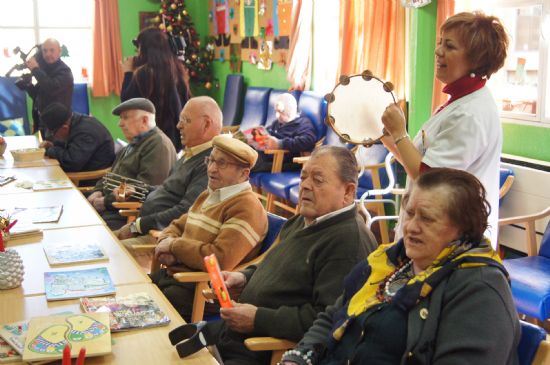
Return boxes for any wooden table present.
[0,135,58,169]
[1,283,218,365]
[3,225,150,296]
[0,165,69,194]
[0,189,102,230]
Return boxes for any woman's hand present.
[222,271,246,298]
[121,56,135,73]
[381,103,407,140]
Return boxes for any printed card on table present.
[44,267,115,301]
[43,242,108,266]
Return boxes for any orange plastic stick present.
[204,254,233,308]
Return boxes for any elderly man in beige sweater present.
[150,135,268,321]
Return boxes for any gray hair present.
[310,146,358,185]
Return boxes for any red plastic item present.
[204,254,233,308]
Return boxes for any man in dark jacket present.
[39,103,115,173]
[172,146,378,365]
[252,93,317,172]
[23,38,74,134]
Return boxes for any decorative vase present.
[0,249,25,290]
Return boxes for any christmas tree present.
[158,0,215,89]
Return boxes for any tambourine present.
[325,70,397,146]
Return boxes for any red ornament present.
[191,71,196,77]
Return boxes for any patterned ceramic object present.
[0,249,25,289]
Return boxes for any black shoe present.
[241,36,250,49]
[223,33,231,47]
[215,35,223,47]
[250,37,258,49]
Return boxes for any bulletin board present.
[208,0,292,73]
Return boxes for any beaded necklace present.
[376,259,414,303]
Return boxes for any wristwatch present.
[129,222,139,234]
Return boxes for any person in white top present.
[380,11,509,248]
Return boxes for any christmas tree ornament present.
[171,3,177,9]
[205,81,212,89]
[167,25,173,32]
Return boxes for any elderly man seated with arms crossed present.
[150,136,268,322]
[106,96,222,236]
[176,146,377,365]
[38,102,115,174]
[252,92,317,172]
[88,98,176,215]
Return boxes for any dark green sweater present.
[238,206,377,341]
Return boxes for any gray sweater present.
[138,148,211,233]
[285,265,520,365]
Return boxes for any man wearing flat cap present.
[149,135,268,321]
[39,102,114,173]
[87,97,176,214]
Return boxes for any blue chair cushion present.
[288,184,300,205]
[518,320,546,365]
[239,87,272,130]
[72,83,89,115]
[500,167,514,189]
[222,74,244,126]
[249,171,268,187]
[503,256,550,320]
[261,172,301,200]
[262,213,287,254]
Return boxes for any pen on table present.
[62,344,71,365]
[76,347,86,365]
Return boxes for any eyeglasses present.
[204,156,247,170]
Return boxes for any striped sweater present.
[160,187,268,271]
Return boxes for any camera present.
[5,44,42,78]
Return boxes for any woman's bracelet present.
[279,349,314,365]
[394,133,410,145]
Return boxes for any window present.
[311,0,340,94]
[456,0,549,124]
[0,0,94,83]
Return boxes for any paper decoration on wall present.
[213,0,231,47]
[230,44,242,72]
[249,51,258,64]
[258,40,273,70]
[259,0,267,16]
[240,0,259,49]
[219,48,226,62]
[273,0,291,49]
[266,19,274,37]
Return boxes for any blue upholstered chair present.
[518,320,550,365]
[238,87,272,131]
[0,76,30,134]
[71,83,89,115]
[222,74,244,128]
[499,206,550,322]
[500,167,515,202]
[173,212,288,323]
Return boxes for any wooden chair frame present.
[66,167,111,192]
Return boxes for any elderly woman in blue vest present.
[253,93,317,172]
[280,168,519,365]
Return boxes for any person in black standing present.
[121,28,191,151]
[24,38,74,134]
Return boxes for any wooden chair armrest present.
[263,149,289,173]
[244,337,296,352]
[77,186,95,193]
[292,156,310,164]
[499,175,515,199]
[391,188,406,196]
[498,206,550,227]
[202,288,217,300]
[222,125,240,133]
[173,271,210,283]
[112,202,143,209]
[119,209,140,217]
[533,339,550,365]
[66,167,111,185]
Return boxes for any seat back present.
[356,144,390,190]
[265,89,301,128]
[518,320,546,365]
[222,74,244,126]
[0,76,30,134]
[260,213,287,254]
[297,91,327,141]
[239,87,272,130]
[323,127,351,148]
[72,83,89,115]
[499,167,515,201]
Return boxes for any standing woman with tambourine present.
[381,12,509,247]
[121,27,191,151]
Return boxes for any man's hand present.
[116,223,136,240]
[39,141,53,149]
[87,191,103,204]
[220,302,257,334]
[92,196,106,213]
[264,136,280,150]
[158,253,177,267]
[155,237,174,257]
[221,271,247,299]
[26,56,39,70]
